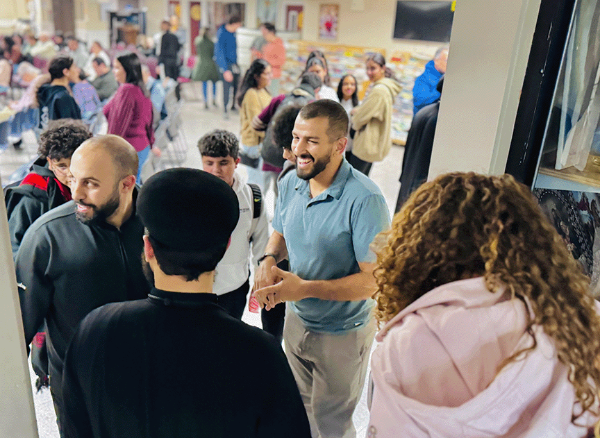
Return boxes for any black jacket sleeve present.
[61,314,99,438]
[159,33,181,63]
[15,223,54,348]
[257,341,312,437]
[7,194,46,259]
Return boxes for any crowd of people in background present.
[0,16,411,187]
[5,14,600,438]
[0,18,183,152]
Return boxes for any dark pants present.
[217,278,250,320]
[260,259,289,344]
[163,59,179,80]
[346,151,373,176]
[221,71,240,112]
[261,302,286,344]
[52,390,65,437]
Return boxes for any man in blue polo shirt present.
[254,100,390,438]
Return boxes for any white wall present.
[428,0,542,177]
[76,0,113,48]
[0,180,39,438]
[300,0,443,59]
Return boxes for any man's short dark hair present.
[228,15,242,25]
[38,119,92,160]
[161,19,171,27]
[149,235,228,282]
[261,22,276,34]
[299,72,322,92]
[299,100,349,142]
[272,104,302,150]
[48,55,74,81]
[92,57,107,67]
[197,130,239,159]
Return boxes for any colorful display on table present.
[281,41,431,145]
[387,51,429,144]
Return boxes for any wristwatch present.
[257,253,277,265]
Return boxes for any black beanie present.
[137,168,239,251]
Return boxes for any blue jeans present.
[137,146,150,183]
[202,81,217,101]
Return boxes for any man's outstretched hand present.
[254,266,309,310]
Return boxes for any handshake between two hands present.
[252,263,307,311]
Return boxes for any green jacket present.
[191,36,220,82]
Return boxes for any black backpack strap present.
[248,183,262,219]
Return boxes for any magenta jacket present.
[103,83,154,152]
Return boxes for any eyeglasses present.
[53,164,70,175]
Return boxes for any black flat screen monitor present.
[393,1,454,42]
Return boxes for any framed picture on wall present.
[208,2,246,32]
[282,3,304,32]
[190,2,201,55]
[319,4,339,40]
[257,0,278,26]
[169,0,181,20]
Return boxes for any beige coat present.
[240,87,272,146]
[351,77,401,163]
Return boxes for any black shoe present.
[205,102,209,109]
[213,101,218,108]
[12,139,22,149]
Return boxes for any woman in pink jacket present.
[103,52,159,182]
[369,172,600,438]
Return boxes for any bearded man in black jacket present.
[15,135,150,434]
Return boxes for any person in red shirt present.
[254,23,286,96]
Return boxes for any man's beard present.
[75,190,120,225]
[141,252,155,287]
[295,153,330,181]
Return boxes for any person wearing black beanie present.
[61,168,311,438]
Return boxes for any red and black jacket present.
[5,157,71,258]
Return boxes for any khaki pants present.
[283,308,376,438]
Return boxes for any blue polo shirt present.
[273,159,390,332]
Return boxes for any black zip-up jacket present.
[15,195,150,405]
[5,157,71,258]
[37,84,82,130]
[159,31,181,62]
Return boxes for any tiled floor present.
[4,92,404,438]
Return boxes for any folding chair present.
[0,119,9,152]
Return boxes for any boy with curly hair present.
[5,118,92,257]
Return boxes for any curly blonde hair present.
[374,172,600,420]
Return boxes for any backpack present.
[248,183,262,241]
